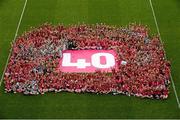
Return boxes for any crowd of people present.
[4,23,171,99]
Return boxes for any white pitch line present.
[0,0,28,87]
[149,0,180,109]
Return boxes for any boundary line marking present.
[0,0,28,87]
[149,0,180,109]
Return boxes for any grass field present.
[0,0,180,118]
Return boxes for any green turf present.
[0,0,180,118]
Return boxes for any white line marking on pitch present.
[0,0,28,87]
[149,0,180,109]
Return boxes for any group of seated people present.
[4,23,171,99]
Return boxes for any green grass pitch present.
[0,0,180,118]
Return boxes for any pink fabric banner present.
[58,50,118,73]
